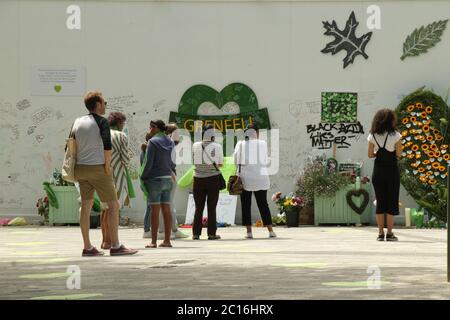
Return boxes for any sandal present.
[159,242,173,248]
[145,243,157,248]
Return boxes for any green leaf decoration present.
[401,19,449,61]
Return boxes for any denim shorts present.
[144,177,173,205]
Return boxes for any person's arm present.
[368,142,376,158]
[233,141,240,165]
[94,115,113,175]
[104,150,112,175]
[395,140,402,158]
[119,133,131,166]
[216,143,224,168]
[141,142,155,180]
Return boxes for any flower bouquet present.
[272,192,305,227]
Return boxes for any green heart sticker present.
[54,85,62,93]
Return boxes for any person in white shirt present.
[234,123,276,239]
[192,124,224,240]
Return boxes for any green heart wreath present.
[346,188,369,215]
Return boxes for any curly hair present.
[108,112,127,127]
[370,108,397,135]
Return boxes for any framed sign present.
[31,66,86,96]
[184,193,237,225]
[338,161,362,176]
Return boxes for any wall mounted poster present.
[31,66,86,96]
[321,92,358,123]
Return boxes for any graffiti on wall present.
[306,122,365,149]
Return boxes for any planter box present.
[314,183,372,226]
[300,205,314,225]
[48,186,80,225]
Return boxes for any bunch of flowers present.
[272,192,305,213]
[295,156,352,206]
[395,87,450,222]
[399,102,448,186]
[36,196,49,222]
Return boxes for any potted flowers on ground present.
[272,192,306,227]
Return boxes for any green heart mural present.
[178,83,259,115]
[169,82,271,135]
[395,87,450,222]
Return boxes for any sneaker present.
[208,235,221,240]
[110,244,138,256]
[245,232,253,239]
[386,233,398,241]
[269,231,277,238]
[192,235,200,240]
[377,233,385,241]
[174,230,189,239]
[82,247,105,257]
[142,231,151,239]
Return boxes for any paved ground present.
[1,225,450,300]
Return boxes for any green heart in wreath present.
[346,189,369,215]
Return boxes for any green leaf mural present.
[400,19,448,61]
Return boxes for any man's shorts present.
[74,164,118,202]
[144,177,173,205]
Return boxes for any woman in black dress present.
[367,109,402,241]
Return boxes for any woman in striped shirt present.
[101,111,133,249]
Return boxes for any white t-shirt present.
[234,139,270,191]
[367,131,402,153]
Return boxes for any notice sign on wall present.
[31,66,85,96]
[184,193,237,225]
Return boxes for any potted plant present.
[272,192,306,227]
[296,155,351,205]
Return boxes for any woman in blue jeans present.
[140,120,176,248]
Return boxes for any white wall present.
[1,0,449,224]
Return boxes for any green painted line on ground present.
[20,272,70,279]
[15,258,73,265]
[10,231,43,235]
[272,263,328,269]
[6,242,49,246]
[322,281,390,287]
[30,293,103,300]
[11,251,53,256]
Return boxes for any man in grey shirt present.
[73,90,137,257]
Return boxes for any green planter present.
[314,183,372,226]
[48,186,80,225]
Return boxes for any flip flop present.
[145,243,157,248]
[159,243,173,248]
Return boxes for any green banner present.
[169,108,271,134]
